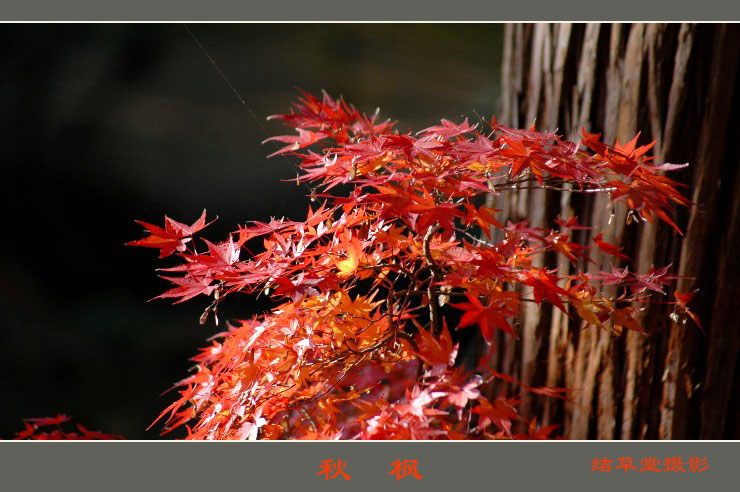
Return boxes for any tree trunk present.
[497,23,740,439]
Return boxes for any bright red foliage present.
[128,91,694,440]
[12,415,123,440]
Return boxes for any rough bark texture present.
[497,23,740,439]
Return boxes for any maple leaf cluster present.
[129,90,696,440]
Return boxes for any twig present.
[423,223,442,334]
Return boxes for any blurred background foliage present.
[0,24,503,438]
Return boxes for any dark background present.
[0,24,503,438]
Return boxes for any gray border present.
[0,0,738,21]
[0,441,736,491]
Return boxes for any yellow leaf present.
[575,300,602,327]
[335,237,362,277]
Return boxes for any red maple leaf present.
[450,292,517,342]
[24,414,71,426]
[262,128,327,157]
[593,232,631,261]
[472,397,520,435]
[522,269,570,314]
[418,118,478,138]
[674,290,704,332]
[126,209,210,258]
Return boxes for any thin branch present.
[423,223,442,334]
